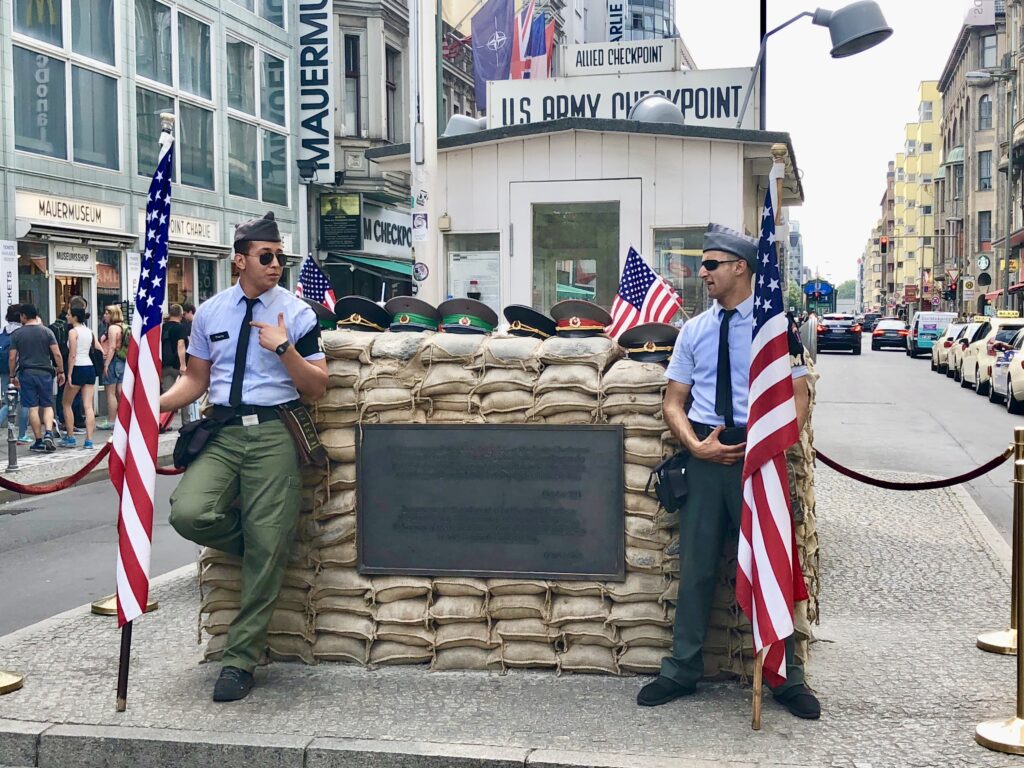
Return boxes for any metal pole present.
[436,0,444,136]
[1006,78,1016,311]
[735,11,813,130]
[759,0,767,131]
[6,384,18,473]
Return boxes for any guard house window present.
[13,0,120,169]
[979,150,993,190]
[982,34,997,68]
[344,36,361,137]
[386,46,400,143]
[979,95,993,130]
[136,2,214,188]
[979,210,993,245]
[654,228,710,316]
[533,203,620,312]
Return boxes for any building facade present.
[786,218,804,293]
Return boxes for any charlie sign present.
[487,68,754,129]
[298,0,335,176]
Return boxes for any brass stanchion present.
[977,459,1024,754]
[0,670,23,695]
[978,427,1024,655]
[91,595,158,616]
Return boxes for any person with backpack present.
[97,304,128,430]
[50,297,88,437]
[0,304,29,441]
[9,304,63,453]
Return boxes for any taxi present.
[989,327,1024,414]
[962,312,1024,395]
[932,322,966,373]
[946,320,987,380]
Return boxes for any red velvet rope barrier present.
[815,446,1013,491]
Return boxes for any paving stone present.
[0,719,46,766]
[306,738,528,768]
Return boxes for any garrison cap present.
[618,322,679,364]
[703,223,758,269]
[299,296,337,329]
[503,304,556,339]
[385,296,440,332]
[438,298,498,334]
[234,211,282,245]
[334,295,392,332]
[550,299,612,337]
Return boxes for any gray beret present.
[234,211,281,245]
[703,223,758,269]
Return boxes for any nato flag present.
[471,0,513,112]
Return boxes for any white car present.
[989,328,1024,414]
[946,321,987,381]
[932,322,965,374]
[962,313,1024,395]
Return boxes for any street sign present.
[963,278,977,291]
[947,268,960,283]
[964,290,976,301]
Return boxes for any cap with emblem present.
[234,211,282,247]
[503,304,556,339]
[437,298,498,335]
[299,296,337,329]
[618,322,679,364]
[550,299,613,338]
[384,296,441,333]
[333,295,392,333]
[703,223,758,270]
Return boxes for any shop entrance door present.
[54,275,93,328]
[509,179,641,310]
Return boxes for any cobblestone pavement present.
[0,467,1020,767]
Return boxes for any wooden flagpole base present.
[116,621,133,713]
[752,649,764,731]
[91,595,158,616]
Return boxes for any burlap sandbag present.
[487,579,548,596]
[418,363,478,397]
[534,364,601,396]
[267,635,314,664]
[654,509,679,530]
[624,463,656,493]
[487,594,548,621]
[314,541,357,567]
[472,367,536,394]
[624,436,665,466]
[479,390,534,415]
[372,331,430,361]
[558,644,619,675]
[373,576,432,603]
[416,334,485,366]
[313,635,368,664]
[659,579,680,605]
[375,622,435,647]
[200,587,240,614]
[431,647,501,671]
[608,413,664,436]
[422,393,479,413]
[617,646,663,673]
[541,411,597,425]
[606,573,667,604]
[282,567,317,590]
[601,359,667,394]
[203,633,228,662]
[434,622,496,650]
[327,462,356,491]
[319,387,358,412]
[539,336,621,371]
[322,330,376,362]
[314,595,373,617]
[313,489,356,521]
[430,595,487,624]
[267,609,312,639]
[432,577,489,597]
[608,601,671,627]
[374,597,430,626]
[364,407,428,424]
[314,408,359,428]
[625,516,672,549]
[481,410,531,424]
[199,564,241,592]
[472,336,543,372]
[625,491,660,518]
[529,390,598,419]
[497,641,558,669]
[626,546,663,574]
[360,387,416,415]
[426,409,484,424]
[559,621,618,648]
[312,569,374,600]
[369,640,433,666]
[315,612,375,643]
[199,546,241,568]
[549,596,609,626]
[602,392,663,417]
[308,513,356,548]
[202,609,237,635]
[274,586,310,613]
[493,619,559,644]
[619,624,673,648]
[327,358,361,389]
[320,428,356,463]
[550,581,604,597]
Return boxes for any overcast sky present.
[680,0,970,283]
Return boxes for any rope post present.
[6,384,19,472]
[976,459,1024,754]
[978,426,1024,655]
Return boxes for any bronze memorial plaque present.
[357,424,625,580]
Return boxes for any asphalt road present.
[813,334,1019,542]
[0,475,194,635]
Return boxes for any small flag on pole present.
[607,247,683,339]
[735,187,808,688]
[109,125,174,628]
[295,256,337,312]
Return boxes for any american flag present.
[295,256,336,312]
[607,247,683,339]
[109,132,174,627]
[735,188,807,686]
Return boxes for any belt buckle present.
[241,413,259,427]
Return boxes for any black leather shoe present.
[774,684,821,719]
[212,666,254,702]
[637,676,697,707]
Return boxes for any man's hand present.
[691,426,745,465]
[251,313,289,353]
[10,376,18,390]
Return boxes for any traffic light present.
[880,236,889,254]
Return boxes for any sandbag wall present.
[197,330,821,677]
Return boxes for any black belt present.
[211,403,292,426]
[691,421,747,445]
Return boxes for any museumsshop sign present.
[487,67,755,129]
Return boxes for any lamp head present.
[627,94,685,125]
[812,0,893,58]
[442,114,487,137]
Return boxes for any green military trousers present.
[170,420,301,673]
[659,455,805,697]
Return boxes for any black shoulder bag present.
[172,414,230,469]
[647,450,690,514]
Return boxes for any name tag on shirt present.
[210,331,230,342]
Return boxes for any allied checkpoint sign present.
[358,424,625,580]
[487,67,756,129]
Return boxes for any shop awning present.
[1010,282,1024,294]
[934,165,946,180]
[556,283,596,298]
[328,253,413,277]
[985,290,1003,301]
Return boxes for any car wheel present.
[960,366,972,388]
[871,343,879,351]
[977,370,990,397]
[990,379,1005,404]
[852,344,861,356]
[1009,381,1024,415]
[931,357,937,371]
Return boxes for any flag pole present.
[752,648,764,730]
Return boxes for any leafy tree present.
[836,279,857,300]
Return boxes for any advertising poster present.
[319,194,362,251]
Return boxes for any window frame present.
[982,34,997,68]
[979,150,993,190]
[225,0,287,30]
[385,45,400,143]
[343,33,362,138]
[979,210,993,245]
[979,94,993,130]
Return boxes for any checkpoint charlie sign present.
[487,67,755,129]
[563,39,683,77]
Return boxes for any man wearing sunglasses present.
[160,212,328,702]
[637,223,819,720]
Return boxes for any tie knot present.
[721,308,737,322]
[243,297,258,309]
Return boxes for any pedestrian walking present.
[635,224,821,720]
[161,212,327,702]
[160,303,192,423]
[7,304,63,453]
[181,301,196,339]
[60,307,102,449]
[51,297,88,437]
[98,304,127,430]
[0,304,29,441]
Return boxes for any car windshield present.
[877,320,906,330]
[945,323,965,337]
[995,326,1024,343]
[958,323,982,339]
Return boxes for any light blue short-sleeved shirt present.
[188,283,325,407]
[665,294,807,427]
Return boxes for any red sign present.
[904,285,918,301]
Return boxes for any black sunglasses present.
[249,252,286,266]
[701,258,741,271]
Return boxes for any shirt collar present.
[231,282,276,307]
[712,293,755,320]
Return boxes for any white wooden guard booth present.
[366,118,804,316]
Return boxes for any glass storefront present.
[96,249,123,313]
[531,202,619,311]
[17,242,49,320]
[167,255,196,306]
[654,227,708,317]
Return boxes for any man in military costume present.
[637,224,820,720]
[161,213,328,702]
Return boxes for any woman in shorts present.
[98,304,126,429]
[61,307,103,449]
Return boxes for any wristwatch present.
[274,340,291,357]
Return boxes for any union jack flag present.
[109,131,174,626]
[736,187,808,686]
[295,256,337,312]
[607,247,683,339]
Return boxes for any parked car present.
[932,322,966,373]
[990,328,1024,414]
[946,321,987,380]
[871,318,909,350]
[907,311,957,358]
[816,313,862,354]
[962,312,1024,394]
[862,312,882,332]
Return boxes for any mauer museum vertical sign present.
[298,0,335,177]
[0,242,18,321]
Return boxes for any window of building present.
[261,52,286,126]
[344,35,361,137]
[923,142,933,152]
[920,101,933,122]
[178,12,211,100]
[15,0,63,46]
[386,46,400,143]
[226,0,285,28]
[179,103,214,190]
[72,0,115,65]
[979,150,992,190]
[979,95,993,130]
[922,236,933,246]
[922,174,932,183]
[982,34,997,68]
[72,66,118,169]
[979,210,992,244]
[532,203,620,311]
[13,48,68,159]
[136,87,174,175]
[632,12,643,29]
[873,263,881,273]
[922,205,933,215]
[135,0,171,85]
[226,37,255,114]
[654,228,709,316]
[954,165,964,199]
[228,119,258,199]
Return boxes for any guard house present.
[365,118,804,317]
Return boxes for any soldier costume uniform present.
[636,223,820,720]
[164,213,328,702]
